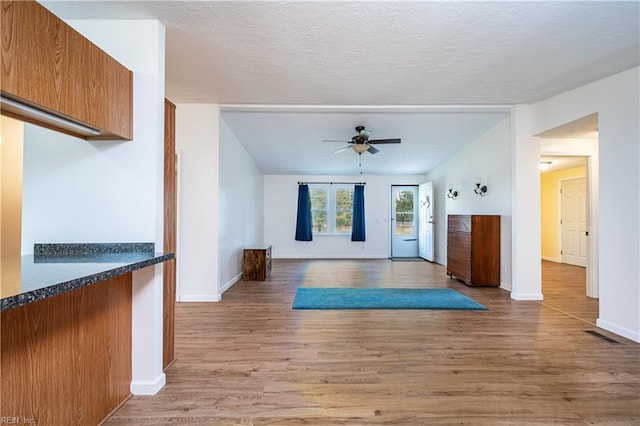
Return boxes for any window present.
[334,187,353,233]
[309,185,354,235]
[310,187,328,233]
[394,189,415,236]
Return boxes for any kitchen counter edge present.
[1,252,174,312]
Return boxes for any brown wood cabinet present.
[1,274,132,425]
[243,245,272,281]
[163,99,176,370]
[447,215,500,287]
[1,0,133,140]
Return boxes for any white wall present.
[264,174,426,258]
[425,118,512,289]
[218,117,264,294]
[175,104,220,302]
[27,18,168,393]
[22,124,160,248]
[530,67,639,342]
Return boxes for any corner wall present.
[218,117,264,294]
[174,104,220,302]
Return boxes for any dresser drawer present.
[448,215,471,233]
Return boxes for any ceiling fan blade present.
[322,139,351,143]
[367,145,380,154]
[368,138,401,144]
[334,145,352,153]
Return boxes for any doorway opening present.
[537,112,599,322]
[540,155,597,321]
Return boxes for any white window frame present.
[309,184,353,236]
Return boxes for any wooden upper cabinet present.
[1,0,133,140]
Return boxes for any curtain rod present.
[298,181,366,185]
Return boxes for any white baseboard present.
[499,282,512,292]
[179,273,242,303]
[131,373,166,395]
[542,256,562,263]
[596,319,640,343]
[511,292,544,301]
[180,294,220,302]
[219,272,242,296]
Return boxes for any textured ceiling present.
[42,1,638,174]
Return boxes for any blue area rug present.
[292,287,487,310]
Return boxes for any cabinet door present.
[163,99,176,370]
[447,232,471,283]
[1,1,133,140]
[470,215,501,286]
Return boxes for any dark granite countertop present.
[1,243,174,312]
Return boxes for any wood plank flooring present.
[106,259,640,425]
[540,260,598,325]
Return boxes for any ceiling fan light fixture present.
[324,125,401,156]
[351,144,369,154]
[539,161,552,171]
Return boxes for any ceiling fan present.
[322,125,401,155]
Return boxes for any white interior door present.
[561,177,587,267]
[391,186,419,258]
[418,182,434,261]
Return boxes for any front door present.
[561,177,587,267]
[418,182,434,261]
[391,185,419,258]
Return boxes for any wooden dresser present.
[447,215,500,287]
[243,245,272,281]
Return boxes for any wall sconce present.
[447,188,458,199]
[474,178,488,196]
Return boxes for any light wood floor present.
[540,260,599,326]
[107,259,640,425]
